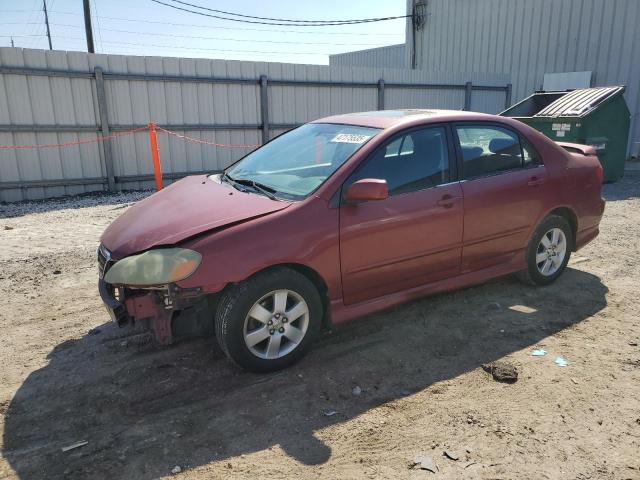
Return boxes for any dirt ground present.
[0,177,639,480]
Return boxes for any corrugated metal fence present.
[0,47,511,202]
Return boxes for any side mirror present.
[344,178,389,203]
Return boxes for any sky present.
[0,0,408,64]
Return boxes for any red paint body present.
[100,110,605,328]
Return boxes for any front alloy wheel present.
[243,289,309,359]
[215,267,322,372]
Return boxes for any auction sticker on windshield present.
[330,133,372,144]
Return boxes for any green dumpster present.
[501,86,630,182]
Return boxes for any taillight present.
[595,161,604,184]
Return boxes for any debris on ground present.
[171,465,182,474]
[629,341,638,347]
[554,357,569,367]
[531,349,547,356]
[482,361,518,383]
[323,410,338,417]
[352,385,362,396]
[3,225,14,230]
[487,302,501,310]
[411,455,438,473]
[508,305,537,314]
[443,450,459,461]
[52,270,61,275]
[61,440,88,452]
[570,256,590,265]
[571,378,579,385]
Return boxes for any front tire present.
[516,215,573,286]
[215,267,322,372]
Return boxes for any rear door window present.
[456,126,524,179]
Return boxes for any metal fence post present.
[259,74,270,144]
[93,67,115,191]
[505,83,513,110]
[464,81,473,111]
[377,79,385,110]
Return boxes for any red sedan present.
[99,110,605,372]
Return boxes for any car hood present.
[101,175,291,258]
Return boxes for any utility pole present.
[43,0,52,50]
[411,1,426,69]
[83,0,95,53]
[10,37,14,47]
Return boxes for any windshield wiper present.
[220,172,249,193]
[232,178,279,200]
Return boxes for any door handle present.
[436,195,460,208]
[527,176,545,187]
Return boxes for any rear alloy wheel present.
[215,267,322,372]
[535,228,567,276]
[517,215,573,286]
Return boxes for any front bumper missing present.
[98,279,201,345]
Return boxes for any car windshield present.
[225,123,380,199]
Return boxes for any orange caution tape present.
[156,126,260,149]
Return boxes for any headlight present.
[104,248,202,287]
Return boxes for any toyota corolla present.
[98,110,604,372]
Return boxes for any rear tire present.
[516,215,573,286]
[215,267,322,372]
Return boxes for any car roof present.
[311,109,501,130]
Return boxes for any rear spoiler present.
[556,142,597,157]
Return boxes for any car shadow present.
[2,268,607,479]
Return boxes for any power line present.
[151,0,410,27]
[57,36,334,55]
[69,26,392,47]
[166,0,411,24]
[0,34,47,38]
[45,10,403,36]
[91,0,104,52]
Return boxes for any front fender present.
[176,196,342,300]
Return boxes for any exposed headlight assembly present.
[104,248,202,287]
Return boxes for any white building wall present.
[329,45,406,69]
[408,0,640,155]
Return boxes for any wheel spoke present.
[556,238,567,256]
[245,326,270,347]
[541,259,552,274]
[551,229,560,245]
[540,234,551,248]
[248,303,272,324]
[286,301,307,322]
[551,255,562,269]
[273,290,288,313]
[536,252,548,264]
[265,334,282,359]
[284,325,305,344]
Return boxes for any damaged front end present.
[97,244,214,345]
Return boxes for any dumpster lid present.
[535,86,625,118]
